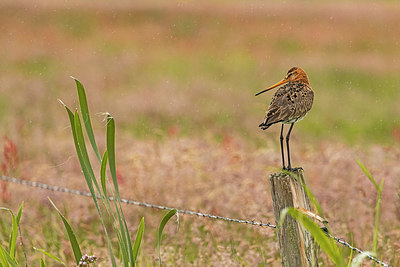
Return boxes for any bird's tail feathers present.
[259,119,283,130]
[259,121,271,130]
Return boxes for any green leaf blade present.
[0,245,18,267]
[48,198,82,264]
[16,202,23,225]
[73,77,101,162]
[33,247,65,266]
[106,115,119,196]
[356,159,378,190]
[100,150,109,197]
[133,218,145,261]
[158,209,177,267]
[373,178,384,257]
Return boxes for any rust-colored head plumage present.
[255,67,310,96]
[285,67,310,85]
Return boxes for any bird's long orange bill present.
[255,79,288,96]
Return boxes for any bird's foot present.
[282,166,303,172]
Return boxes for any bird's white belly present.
[283,113,308,124]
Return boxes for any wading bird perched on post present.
[256,67,314,171]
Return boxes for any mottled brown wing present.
[261,83,314,127]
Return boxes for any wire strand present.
[0,175,391,267]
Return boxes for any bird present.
[255,67,314,171]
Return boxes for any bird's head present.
[285,67,309,83]
[255,67,310,96]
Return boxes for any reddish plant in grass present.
[393,126,400,143]
[116,170,125,185]
[1,137,19,202]
[168,125,180,136]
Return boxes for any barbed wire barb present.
[0,175,391,267]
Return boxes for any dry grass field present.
[0,1,400,266]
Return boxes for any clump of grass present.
[55,77,177,266]
[0,203,23,266]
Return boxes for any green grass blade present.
[33,247,65,266]
[373,178,384,257]
[0,247,7,266]
[346,241,354,267]
[0,207,18,260]
[158,209,177,267]
[106,114,134,265]
[280,207,345,267]
[116,230,129,267]
[99,150,122,249]
[48,198,82,264]
[0,245,18,267]
[106,114,120,197]
[72,77,101,162]
[65,107,103,208]
[9,212,17,260]
[133,218,145,261]
[356,160,384,260]
[356,159,378,190]
[16,202,23,225]
[73,111,97,186]
[350,251,375,267]
[109,189,132,266]
[62,105,96,196]
[100,150,109,197]
[114,204,130,265]
[123,220,134,266]
[40,258,46,267]
[99,149,116,219]
[73,110,113,218]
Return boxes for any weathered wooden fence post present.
[269,168,319,267]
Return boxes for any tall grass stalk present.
[356,159,384,266]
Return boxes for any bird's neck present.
[296,74,310,85]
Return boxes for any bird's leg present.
[286,123,294,171]
[280,124,286,170]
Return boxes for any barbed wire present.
[0,175,276,229]
[325,232,389,267]
[0,175,391,267]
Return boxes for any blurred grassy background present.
[1,1,400,148]
[1,1,400,266]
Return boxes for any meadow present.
[0,1,399,266]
